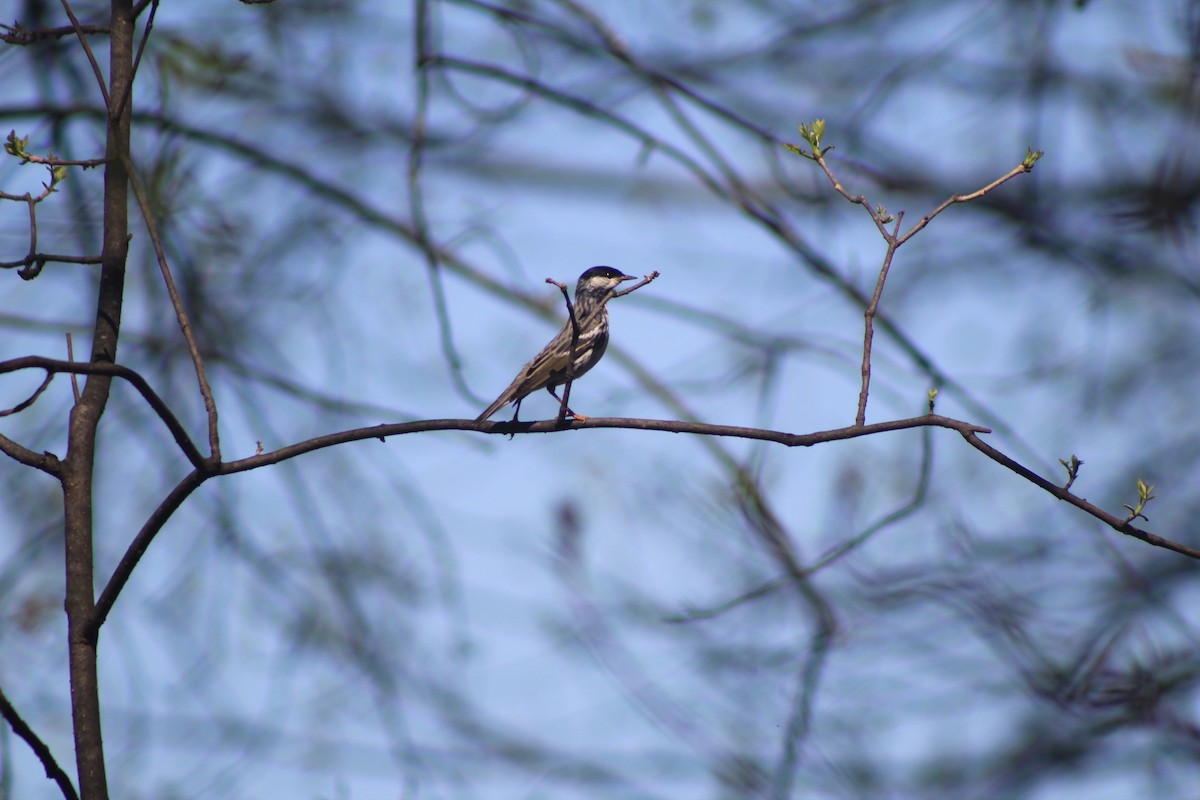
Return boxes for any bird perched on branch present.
[476,266,638,422]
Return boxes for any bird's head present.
[574,266,637,303]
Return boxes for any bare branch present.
[797,141,1040,425]
[0,684,79,800]
[0,370,54,417]
[57,0,111,109]
[960,431,1200,560]
[120,153,221,461]
[0,356,206,468]
[110,0,158,123]
[896,160,1038,246]
[856,211,903,426]
[0,430,59,474]
[1,20,108,44]
[87,469,208,640]
[66,333,81,403]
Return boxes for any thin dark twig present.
[0,356,205,468]
[896,162,1034,246]
[111,0,157,122]
[806,151,1036,425]
[0,684,80,800]
[57,0,110,108]
[0,190,93,279]
[0,370,55,417]
[66,332,80,402]
[1,21,108,43]
[856,212,903,426]
[613,270,659,298]
[0,0,150,43]
[547,278,579,424]
[960,431,1200,560]
[119,152,220,461]
[11,153,107,169]
[0,252,104,272]
[87,469,207,640]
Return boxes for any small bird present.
[476,266,638,422]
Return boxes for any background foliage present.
[2,1,1199,798]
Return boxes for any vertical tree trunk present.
[61,2,134,797]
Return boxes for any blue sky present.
[2,1,1198,798]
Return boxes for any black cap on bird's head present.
[577,266,637,285]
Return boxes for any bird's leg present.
[547,386,585,421]
[508,398,524,423]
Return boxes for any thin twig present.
[959,431,1200,560]
[119,152,221,461]
[0,252,103,272]
[9,153,106,168]
[1,20,108,44]
[87,469,208,640]
[0,371,55,417]
[613,270,659,297]
[66,332,81,403]
[807,150,1038,425]
[0,356,205,468]
[856,212,903,426]
[57,0,110,109]
[897,162,1035,246]
[547,278,579,424]
[0,684,80,800]
[111,0,158,123]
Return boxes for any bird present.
[476,266,638,422]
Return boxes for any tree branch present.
[0,356,205,468]
[87,468,208,639]
[960,430,1200,560]
[0,684,80,800]
[119,153,220,461]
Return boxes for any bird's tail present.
[475,393,512,422]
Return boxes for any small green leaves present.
[1122,477,1157,523]
[4,130,30,159]
[4,130,69,193]
[798,119,825,149]
[927,388,938,414]
[1058,454,1082,490]
[1023,148,1044,170]
[786,119,833,159]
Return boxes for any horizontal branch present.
[84,410,1198,643]
[0,21,109,44]
[221,413,1194,560]
[219,413,989,474]
[0,252,104,272]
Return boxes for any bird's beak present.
[620,274,637,282]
